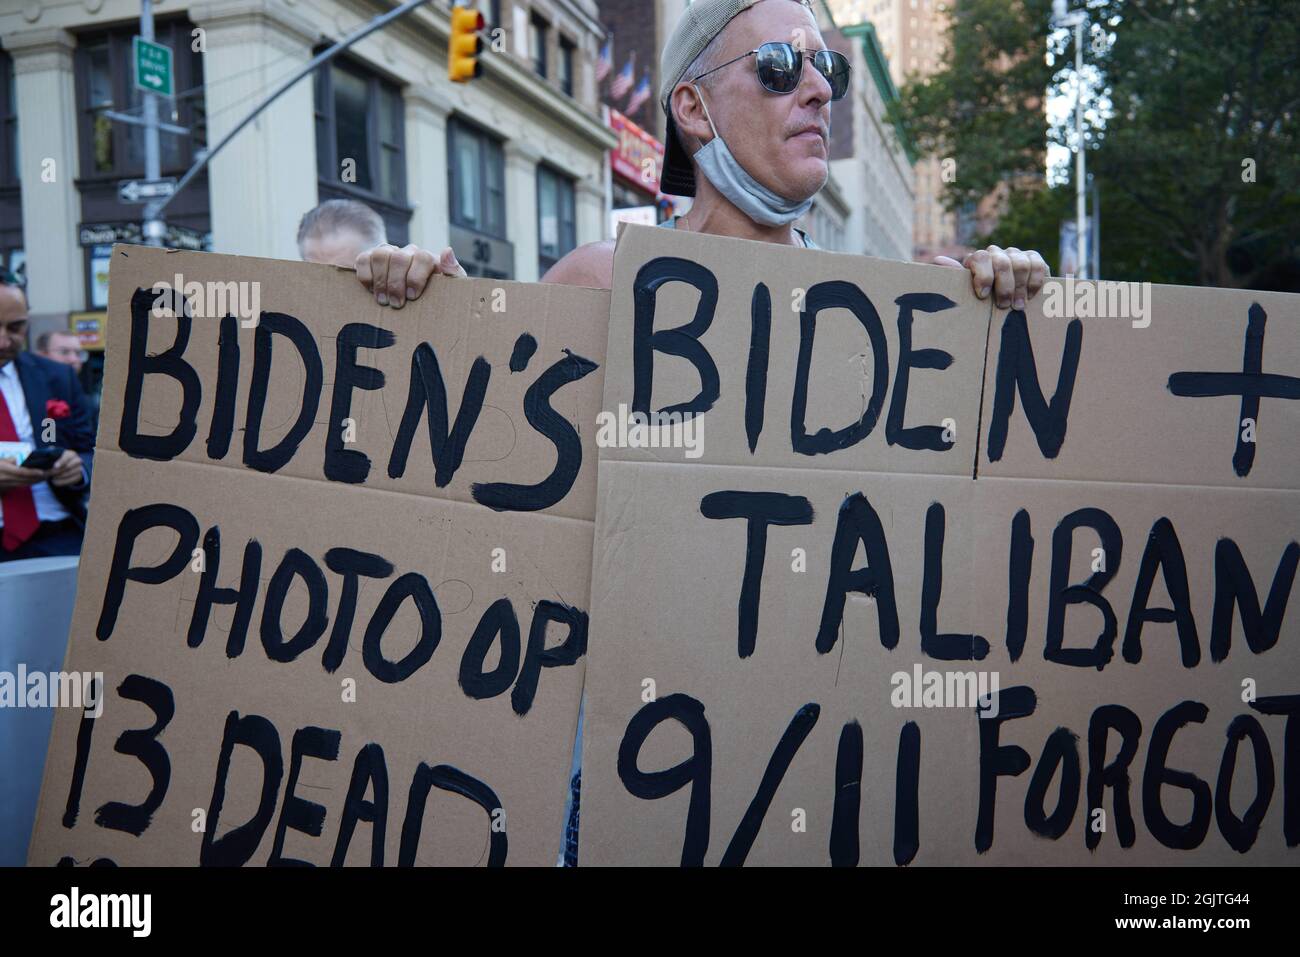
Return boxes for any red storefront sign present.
[609,107,664,195]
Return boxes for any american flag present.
[609,52,636,100]
[595,37,613,83]
[623,72,651,117]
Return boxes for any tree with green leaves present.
[891,0,1300,289]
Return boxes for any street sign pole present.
[140,0,165,247]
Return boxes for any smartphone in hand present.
[20,446,63,471]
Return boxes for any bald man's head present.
[298,199,388,268]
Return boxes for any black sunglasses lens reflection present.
[816,50,851,100]
[755,43,850,100]
[756,42,801,93]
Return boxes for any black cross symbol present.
[1168,303,1300,477]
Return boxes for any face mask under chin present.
[689,84,816,228]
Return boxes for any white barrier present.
[0,556,78,865]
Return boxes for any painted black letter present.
[243,312,323,473]
[472,350,598,511]
[326,323,395,484]
[388,343,490,486]
[269,726,342,866]
[98,504,199,640]
[512,600,586,716]
[792,281,888,455]
[887,292,958,451]
[201,711,283,867]
[816,492,899,653]
[986,310,1081,461]
[1142,700,1211,850]
[631,257,719,417]
[921,502,988,660]
[700,490,814,658]
[975,686,1037,853]
[1210,539,1298,661]
[119,286,200,460]
[1045,508,1122,669]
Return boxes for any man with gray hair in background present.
[313,196,467,291]
[297,198,391,269]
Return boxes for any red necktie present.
[0,384,40,551]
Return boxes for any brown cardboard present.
[977,279,1300,489]
[29,244,610,866]
[595,224,990,477]
[579,225,1300,865]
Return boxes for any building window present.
[449,118,506,239]
[75,22,207,179]
[537,165,576,275]
[531,14,549,78]
[0,49,20,284]
[313,56,410,244]
[74,20,210,309]
[0,50,17,187]
[86,43,113,173]
[559,37,575,96]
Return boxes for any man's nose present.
[797,55,833,107]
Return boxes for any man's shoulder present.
[18,351,73,386]
[18,352,85,408]
[541,239,616,290]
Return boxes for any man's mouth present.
[791,125,827,145]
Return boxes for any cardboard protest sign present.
[579,224,1299,865]
[29,244,608,866]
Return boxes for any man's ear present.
[670,82,714,151]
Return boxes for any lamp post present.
[140,0,165,247]
[1052,0,1088,278]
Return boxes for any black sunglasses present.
[694,41,851,100]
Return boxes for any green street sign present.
[133,36,173,97]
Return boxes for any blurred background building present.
[826,0,975,262]
[820,18,913,259]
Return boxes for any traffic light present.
[449,6,484,83]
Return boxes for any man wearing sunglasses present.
[356,0,1048,309]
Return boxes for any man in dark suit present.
[0,277,95,562]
